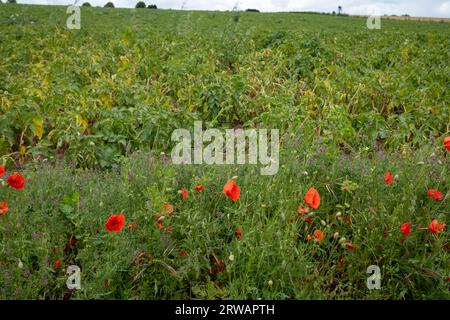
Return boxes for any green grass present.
[0,4,449,299]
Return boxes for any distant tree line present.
[88,2,158,8]
[135,2,157,8]
[135,1,146,8]
[1,1,160,8]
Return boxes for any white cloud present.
[438,1,450,14]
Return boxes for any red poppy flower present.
[155,221,163,229]
[181,187,188,200]
[400,222,411,236]
[6,173,25,190]
[305,235,312,241]
[55,260,61,270]
[132,252,150,266]
[223,179,240,202]
[313,230,325,243]
[236,227,243,240]
[298,206,310,215]
[305,216,312,224]
[444,137,450,151]
[137,252,146,260]
[179,250,187,257]
[385,171,393,185]
[304,188,320,209]
[165,226,173,233]
[64,237,77,253]
[161,203,174,216]
[0,201,8,215]
[105,213,126,232]
[209,257,225,274]
[344,242,356,251]
[138,252,145,259]
[428,219,446,234]
[0,165,4,177]
[427,189,443,201]
[341,216,352,224]
[195,185,204,192]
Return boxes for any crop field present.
[0,4,449,300]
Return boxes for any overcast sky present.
[15,0,450,17]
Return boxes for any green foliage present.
[135,1,145,9]
[1,7,448,169]
[104,2,114,8]
[82,2,91,7]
